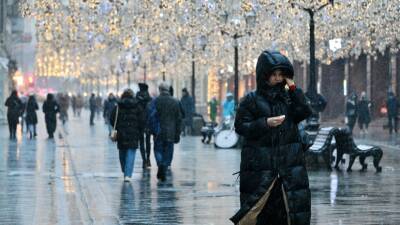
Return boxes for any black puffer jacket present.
[110,96,143,150]
[136,83,152,131]
[231,51,312,225]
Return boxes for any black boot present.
[157,166,166,181]
[146,159,151,168]
[157,167,162,179]
[142,160,147,168]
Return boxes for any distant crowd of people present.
[346,90,400,135]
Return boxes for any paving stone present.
[0,110,399,224]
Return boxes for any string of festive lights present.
[19,0,400,84]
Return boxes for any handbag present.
[110,106,119,142]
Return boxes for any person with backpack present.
[148,82,182,181]
[110,89,143,182]
[4,90,23,140]
[231,51,312,225]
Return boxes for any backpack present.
[147,98,161,135]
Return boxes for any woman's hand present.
[285,78,295,86]
[267,115,285,127]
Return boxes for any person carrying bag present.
[110,106,119,142]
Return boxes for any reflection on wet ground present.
[0,111,399,224]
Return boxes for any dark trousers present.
[347,116,357,133]
[358,122,369,130]
[139,131,151,162]
[7,120,17,139]
[388,115,398,133]
[154,138,174,168]
[90,110,95,125]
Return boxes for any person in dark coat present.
[4,90,23,140]
[26,95,39,139]
[110,89,143,182]
[136,83,153,168]
[103,93,118,135]
[231,51,312,225]
[345,92,358,134]
[43,93,60,139]
[357,91,371,134]
[387,91,398,134]
[180,88,195,136]
[153,82,182,181]
[72,95,77,117]
[89,93,96,125]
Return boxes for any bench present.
[305,127,338,170]
[333,128,383,172]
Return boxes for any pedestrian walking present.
[345,92,358,134]
[357,91,371,134]
[180,88,195,136]
[136,83,152,168]
[95,94,103,119]
[110,89,143,182]
[103,93,118,135]
[58,93,69,125]
[150,82,182,181]
[4,90,23,140]
[26,94,39,139]
[20,93,28,133]
[75,94,84,117]
[43,93,60,139]
[71,95,77,117]
[387,91,398,134]
[208,96,218,123]
[231,51,312,225]
[89,93,96,125]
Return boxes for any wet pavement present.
[1,110,400,225]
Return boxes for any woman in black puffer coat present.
[110,89,143,182]
[231,51,312,225]
[26,95,39,139]
[42,93,59,139]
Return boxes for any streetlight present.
[291,0,334,131]
[220,9,256,106]
[161,55,166,81]
[190,35,208,104]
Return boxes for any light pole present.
[220,9,256,106]
[161,56,166,81]
[190,35,208,104]
[116,71,120,94]
[143,63,147,83]
[291,1,334,131]
[127,70,131,88]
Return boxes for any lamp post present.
[220,9,256,106]
[161,56,166,81]
[190,35,208,104]
[127,70,131,88]
[143,63,147,82]
[291,1,334,131]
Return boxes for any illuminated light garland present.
[19,0,400,83]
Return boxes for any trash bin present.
[192,115,204,136]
